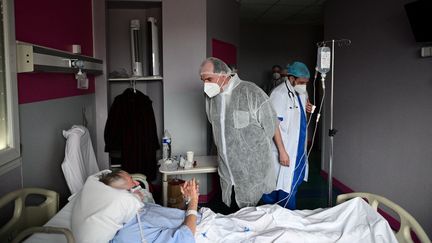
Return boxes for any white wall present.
[93,0,109,168]
[323,0,432,236]
[162,0,208,156]
[162,0,240,195]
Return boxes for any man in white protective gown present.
[200,57,278,211]
[261,61,313,209]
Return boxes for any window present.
[0,1,7,150]
[0,0,20,166]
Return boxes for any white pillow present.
[71,170,143,243]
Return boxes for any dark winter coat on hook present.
[104,88,160,181]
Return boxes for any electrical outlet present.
[421,46,432,57]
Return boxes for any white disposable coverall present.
[206,74,278,208]
[269,81,309,193]
[61,125,100,194]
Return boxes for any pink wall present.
[15,0,95,104]
[212,39,237,66]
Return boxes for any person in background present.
[261,61,313,210]
[265,64,283,95]
[99,170,200,242]
[280,68,288,82]
[200,57,277,213]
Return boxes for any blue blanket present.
[111,203,199,243]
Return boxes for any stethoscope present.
[284,80,298,109]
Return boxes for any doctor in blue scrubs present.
[261,61,313,209]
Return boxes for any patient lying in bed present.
[72,170,397,243]
[100,170,200,243]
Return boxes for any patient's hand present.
[181,178,200,203]
[181,179,199,234]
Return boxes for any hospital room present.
[0,0,431,242]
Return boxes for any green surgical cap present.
[287,61,310,79]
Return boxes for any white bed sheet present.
[23,198,75,243]
[22,197,397,243]
[195,197,398,243]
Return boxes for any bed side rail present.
[337,192,431,243]
[0,188,59,243]
[11,226,74,243]
[131,173,155,203]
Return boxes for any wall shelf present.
[108,76,163,81]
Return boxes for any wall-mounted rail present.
[16,41,103,75]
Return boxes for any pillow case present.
[71,170,143,243]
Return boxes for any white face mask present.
[294,84,307,95]
[272,72,281,80]
[203,73,228,98]
[204,82,221,98]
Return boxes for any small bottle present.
[162,130,172,160]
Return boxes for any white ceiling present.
[239,0,325,25]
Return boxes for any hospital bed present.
[336,193,431,243]
[1,190,430,243]
[0,173,151,243]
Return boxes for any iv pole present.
[317,38,351,207]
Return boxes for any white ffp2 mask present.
[204,82,221,98]
[294,84,307,95]
[272,72,281,80]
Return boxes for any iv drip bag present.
[317,46,331,74]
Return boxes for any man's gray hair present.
[99,169,126,186]
[200,57,232,75]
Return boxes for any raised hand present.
[180,178,200,203]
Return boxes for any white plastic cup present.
[186,151,194,163]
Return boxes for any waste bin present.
[168,179,185,209]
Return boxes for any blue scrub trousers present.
[261,95,307,209]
